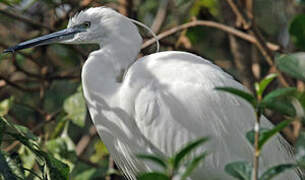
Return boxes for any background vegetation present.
[0,0,305,179]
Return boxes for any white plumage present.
[5,6,299,180]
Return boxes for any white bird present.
[4,7,299,180]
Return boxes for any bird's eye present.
[83,21,91,28]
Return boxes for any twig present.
[118,0,133,16]
[141,19,280,52]
[224,0,289,87]
[76,125,97,156]
[0,42,42,67]
[4,110,60,152]
[253,111,261,180]
[0,75,39,92]
[151,0,169,33]
[0,8,52,31]
[12,54,42,79]
[106,156,115,180]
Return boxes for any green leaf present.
[275,53,305,81]
[262,99,296,117]
[6,152,25,179]
[7,132,69,179]
[63,89,86,127]
[138,172,170,180]
[0,97,12,116]
[260,88,297,116]
[7,132,40,156]
[0,0,22,6]
[90,141,109,163]
[181,152,208,180]
[1,117,37,140]
[173,137,208,169]
[262,88,297,103]
[295,132,305,166]
[42,152,70,180]
[18,146,36,176]
[0,117,5,145]
[225,161,252,180]
[215,87,256,108]
[136,154,167,169]
[289,15,305,50]
[259,164,297,180]
[51,117,68,139]
[255,74,277,97]
[246,119,292,150]
[14,124,38,141]
[0,151,18,180]
[45,137,75,159]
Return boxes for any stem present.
[252,109,261,180]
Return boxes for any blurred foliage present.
[0,0,305,179]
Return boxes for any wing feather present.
[121,51,299,179]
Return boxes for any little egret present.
[4,7,299,180]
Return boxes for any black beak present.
[3,27,83,53]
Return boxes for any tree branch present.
[142,19,280,52]
[0,8,52,31]
[224,0,289,87]
[151,0,169,33]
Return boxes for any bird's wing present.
[122,51,297,179]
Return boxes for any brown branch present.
[151,0,169,33]
[224,0,289,87]
[0,8,53,31]
[76,125,97,156]
[0,42,42,67]
[12,54,42,79]
[0,75,39,92]
[141,19,280,52]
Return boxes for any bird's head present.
[4,7,143,53]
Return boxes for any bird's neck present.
[82,39,140,104]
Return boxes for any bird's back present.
[119,51,299,179]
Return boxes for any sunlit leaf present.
[18,146,36,176]
[215,87,256,108]
[63,88,86,127]
[190,0,219,16]
[45,137,76,160]
[138,172,170,180]
[259,164,297,180]
[246,119,292,150]
[90,141,109,163]
[225,161,252,180]
[0,97,13,116]
[275,53,305,81]
[173,137,208,169]
[137,154,167,169]
[181,152,208,180]
[255,74,277,97]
